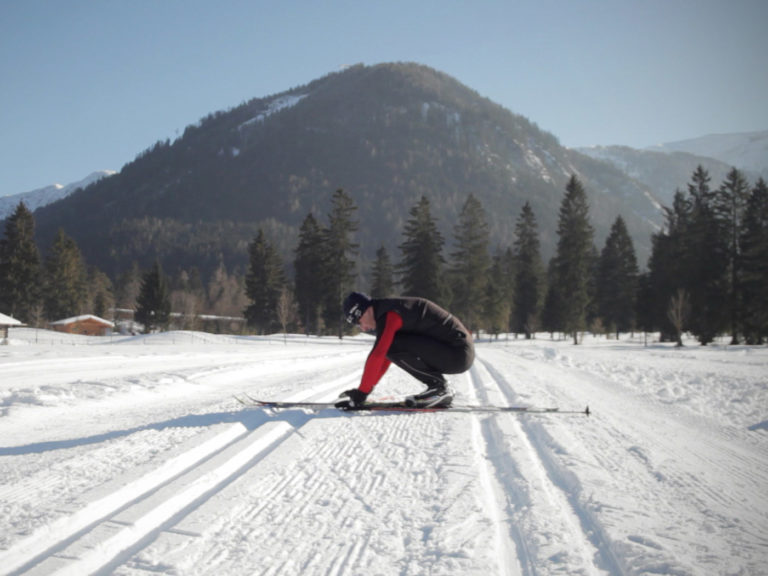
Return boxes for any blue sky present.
[1,0,766,196]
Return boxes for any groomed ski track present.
[1,332,766,575]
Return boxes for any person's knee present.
[447,344,474,373]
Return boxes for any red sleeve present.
[358,311,402,394]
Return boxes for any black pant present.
[386,333,474,387]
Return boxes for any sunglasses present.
[345,304,364,324]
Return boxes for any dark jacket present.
[371,297,471,345]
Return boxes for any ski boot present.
[405,384,454,408]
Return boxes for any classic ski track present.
[463,366,523,576]
[3,422,294,576]
[1,365,362,576]
[470,358,612,575]
[481,344,768,575]
[0,356,361,542]
[107,370,519,574]
[3,337,767,575]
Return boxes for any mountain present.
[0,171,115,221]
[647,130,768,177]
[575,146,738,208]
[577,130,766,210]
[31,63,664,280]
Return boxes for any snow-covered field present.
[1,328,766,576]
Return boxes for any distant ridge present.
[576,146,737,207]
[646,130,768,176]
[0,171,115,221]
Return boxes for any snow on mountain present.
[647,130,768,175]
[0,170,115,220]
[238,93,308,130]
[576,144,742,209]
[0,330,766,575]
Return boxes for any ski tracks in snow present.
[477,343,768,576]
[466,359,609,576]
[126,379,515,575]
[2,345,608,576]
[5,339,764,575]
[0,369,359,576]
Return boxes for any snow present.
[0,171,115,219]
[48,314,114,327]
[0,314,23,326]
[238,94,308,130]
[647,130,768,175]
[0,328,766,575]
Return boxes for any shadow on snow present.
[0,407,347,456]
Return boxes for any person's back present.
[370,297,470,345]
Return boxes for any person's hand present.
[334,388,368,410]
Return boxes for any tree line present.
[0,204,248,333]
[2,167,767,344]
[244,167,768,345]
[644,167,768,345]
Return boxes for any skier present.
[335,292,474,409]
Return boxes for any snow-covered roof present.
[49,314,114,327]
[0,312,23,326]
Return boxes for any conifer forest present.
[1,167,767,346]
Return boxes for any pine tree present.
[585,244,600,333]
[135,260,171,333]
[500,246,516,331]
[686,166,729,344]
[552,175,594,344]
[645,166,731,346]
[170,267,205,331]
[293,213,325,334]
[634,271,655,341]
[320,189,358,337]
[646,189,691,340]
[483,249,511,338]
[596,216,638,337]
[740,178,768,343]
[511,202,542,338]
[715,168,750,343]
[244,229,286,334]
[115,262,142,311]
[370,246,395,297]
[541,257,563,338]
[276,286,297,338]
[0,202,41,323]
[87,267,114,320]
[667,288,689,348]
[398,196,445,302]
[44,229,88,321]
[449,194,491,334]
[207,261,247,325]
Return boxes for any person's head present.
[343,291,372,325]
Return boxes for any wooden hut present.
[49,314,114,336]
[0,312,23,341]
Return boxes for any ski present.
[235,395,589,416]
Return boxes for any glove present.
[335,388,369,410]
